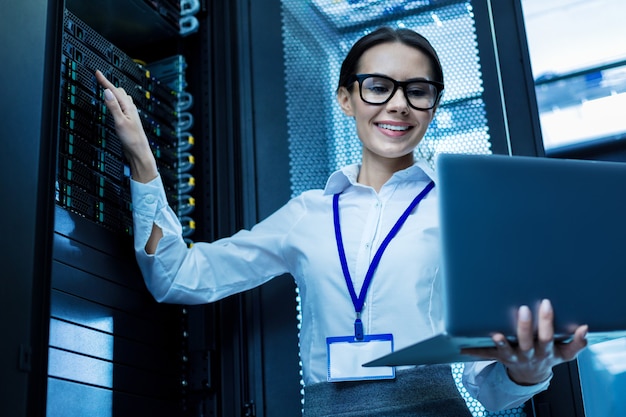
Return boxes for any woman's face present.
[337,42,437,165]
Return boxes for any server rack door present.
[1,0,61,415]
[1,0,261,415]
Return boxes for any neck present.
[358,154,414,192]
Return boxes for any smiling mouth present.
[376,123,413,132]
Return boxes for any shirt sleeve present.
[462,361,552,412]
[130,175,300,304]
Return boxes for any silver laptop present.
[365,153,626,367]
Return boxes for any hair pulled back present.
[337,27,443,93]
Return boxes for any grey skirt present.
[303,364,472,417]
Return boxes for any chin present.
[371,150,417,163]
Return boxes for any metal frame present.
[472,0,545,157]
[0,0,63,415]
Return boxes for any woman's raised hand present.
[95,70,158,183]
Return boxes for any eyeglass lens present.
[360,76,438,109]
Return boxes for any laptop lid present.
[365,153,626,367]
[437,153,626,340]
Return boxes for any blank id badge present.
[326,334,395,382]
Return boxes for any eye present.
[363,77,393,95]
[368,85,390,94]
[406,84,432,98]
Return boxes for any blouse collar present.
[323,159,437,195]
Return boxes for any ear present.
[336,86,354,117]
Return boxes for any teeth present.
[378,123,409,131]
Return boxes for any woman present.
[96,27,588,416]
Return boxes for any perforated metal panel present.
[283,0,493,195]
[282,1,525,416]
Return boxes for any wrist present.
[125,142,159,183]
[506,368,552,386]
[128,154,159,184]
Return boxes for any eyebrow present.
[368,73,433,83]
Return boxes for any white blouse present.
[130,160,549,411]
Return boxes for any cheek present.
[354,119,369,143]
[354,112,377,138]
[415,112,435,132]
[352,107,375,133]
[415,120,431,136]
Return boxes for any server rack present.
[1,0,587,416]
[2,0,269,415]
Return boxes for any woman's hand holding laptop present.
[462,299,589,385]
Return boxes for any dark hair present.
[337,27,444,93]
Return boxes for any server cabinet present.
[2,0,269,415]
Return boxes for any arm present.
[96,70,300,303]
[95,70,162,253]
[462,360,551,411]
[130,175,302,304]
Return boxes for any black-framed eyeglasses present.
[348,74,444,110]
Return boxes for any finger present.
[536,299,556,360]
[460,333,507,360]
[516,305,534,351]
[95,71,121,105]
[95,70,117,92]
[95,71,131,109]
[463,334,519,363]
[101,87,126,120]
[537,299,555,344]
[493,333,521,364]
[558,324,588,361]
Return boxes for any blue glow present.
[47,316,114,416]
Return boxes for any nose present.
[386,87,409,113]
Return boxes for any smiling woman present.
[283,2,493,203]
[97,19,587,414]
[279,1,595,414]
[335,40,440,191]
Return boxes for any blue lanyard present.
[333,180,435,340]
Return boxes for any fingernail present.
[104,89,114,101]
[540,299,552,314]
[519,305,531,321]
